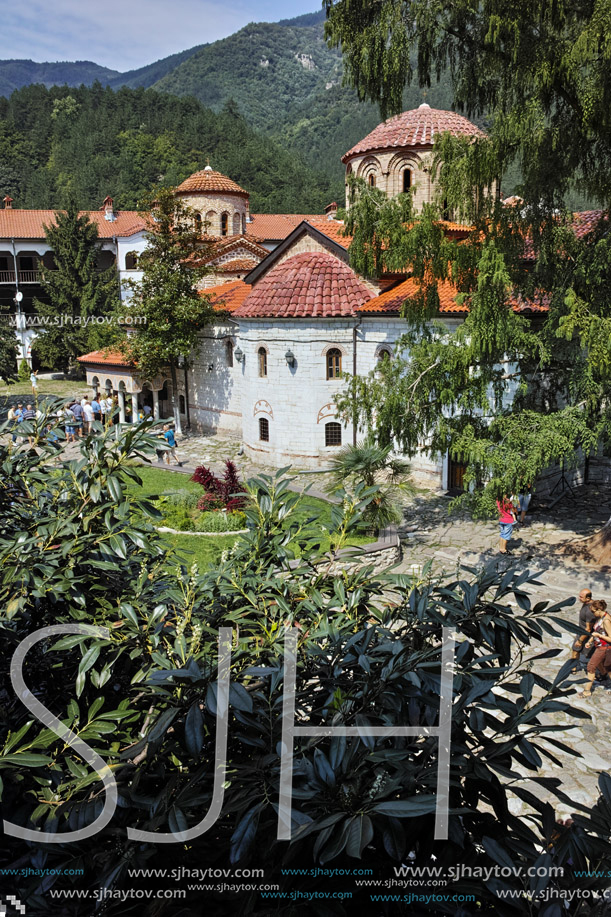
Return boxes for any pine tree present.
[32,202,119,373]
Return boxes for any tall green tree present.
[327,1,611,557]
[0,320,18,382]
[124,188,216,433]
[32,202,119,373]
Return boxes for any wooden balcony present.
[0,270,41,283]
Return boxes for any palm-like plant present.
[326,440,414,532]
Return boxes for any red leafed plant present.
[191,460,246,511]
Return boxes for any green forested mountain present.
[0,84,340,212]
[0,60,119,99]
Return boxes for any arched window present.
[368,174,376,188]
[258,347,268,378]
[242,214,246,234]
[221,212,229,236]
[326,348,342,379]
[325,422,342,447]
[377,348,392,365]
[206,210,217,234]
[259,417,269,441]
[232,213,241,235]
[194,212,202,233]
[226,340,234,367]
[125,251,139,270]
[403,169,412,192]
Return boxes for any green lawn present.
[127,464,371,569]
[0,379,87,399]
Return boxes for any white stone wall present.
[236,319,356,468]
[184,324,241,435]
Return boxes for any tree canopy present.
[326,2,611,517]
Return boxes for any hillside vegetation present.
[0,84,340,212]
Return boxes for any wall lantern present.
[285,349,295,367]
[234,346,245,364]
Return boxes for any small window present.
[125,251,139,270]
[325,422,342,447]
[326,348,342,380]
[179,395,186,414]
[194,213,202,233]
[242,214,246,235]
[377,348,392,365]
[258,347,267,377]
[226,340,234,367]
[368,174,376,188]
[259,417,269,441]
[221,212,229,236]
[403,169,411,192]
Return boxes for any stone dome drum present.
[342,103,487,211]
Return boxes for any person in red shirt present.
[496,493,517,555]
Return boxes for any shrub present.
[191,459,247,511]
[17,359,30,382]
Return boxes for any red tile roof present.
[360,277,551,315]
[343,104,486,161]
[359,277,465,314]
[218,258,258,273]
[305,218,352,247]
[204,280,252,313]
[77,349,133,367]
[235,252,374,319]
[0,209,146,239]
[247,213,324,240]
[175,167,248,196]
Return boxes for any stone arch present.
[205,210,217,234]
[125,250,139,270]
[387,152,421,197]
[320,343,348,357]
[317,402,336,423]
[356,155,382,189]
[253,399,273,419]
[374,343,394,360]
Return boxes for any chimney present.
[325,201,338,220]
[3,195,13,209]
[102,196,115,222]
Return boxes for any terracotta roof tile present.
[235,252,374,319]
[77,349,133,367]
[0,209,146,240]
[204,280,252,313]
[343,104,486,161]
[247,213,324,239]
[359,277,464,314]
[305,218,352,247]
[175,168,248,196]
[360,277,551,315]
[218,258,258,273]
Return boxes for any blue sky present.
[3,0,321,72]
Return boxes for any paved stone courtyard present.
[10,425,611,819]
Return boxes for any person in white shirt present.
[82,399,95,434]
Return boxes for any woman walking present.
[496,493,517,555]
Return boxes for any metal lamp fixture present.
[234,346,245,364]
[285,348,295,367]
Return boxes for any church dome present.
[235,252,374,318]
[342,103,485,161]
[175,165,249,197]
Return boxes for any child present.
[162,424,182,466]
